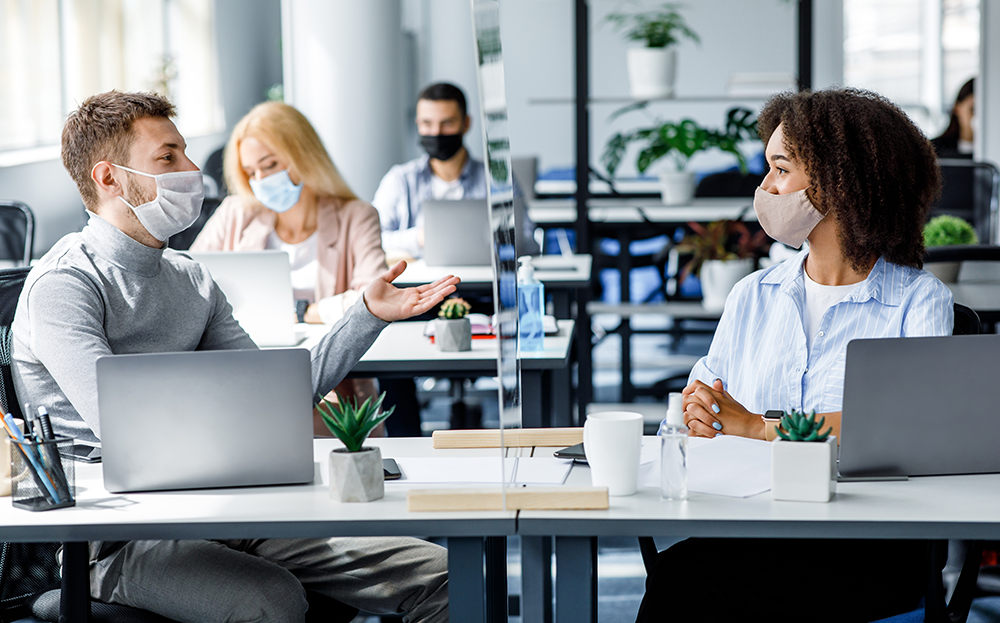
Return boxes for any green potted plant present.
[605,3,700,99]
[602,107,757,204]
[318,392,395,503]
[436,297,473,352]
[770,410,837,503]
[675,219,769,310]
[923,215,979,282]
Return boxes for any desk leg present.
[448,537,507,623]
[555,536,597,623]
[522,371,543,428]
[60,541,90,623]
[551,365,572,428]
[551,290,570,319]
[521,536,552,623]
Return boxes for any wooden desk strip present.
[432,428,583,449]
[407,486,608,511]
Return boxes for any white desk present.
[518,444,1000,623]
[393,255,592,319]
[300,320,576,428]
[0,438,514,623]
[527,197,755,226]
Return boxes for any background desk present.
[301,320,576,428]
[0,438,514,623]
[393,255,592,319]
[519,446,1000,623]
[527,197,756,227]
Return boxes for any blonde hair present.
[223,102,357,207]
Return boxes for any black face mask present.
[420,133,464,162]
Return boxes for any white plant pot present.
[435,318,471,352]
[925,262,961,283]
[771,436,837,503]
[329,446,384,503]
[626,47,676,100]
[699,258,754,311]
[658,170,696,205]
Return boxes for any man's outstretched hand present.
[363,261,460,322]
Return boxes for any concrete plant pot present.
[658,170,696,205]
[627,47,677,100]
[329,446,384,503]
[771,436,837,503]
[435,318,472,352]
[700,258,754,311]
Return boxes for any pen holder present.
[11,436,75,511]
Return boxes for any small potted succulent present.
[923,215,979,282]
[602,107,757,204]
[605,3,700,100]
[318,392,395,503]
[770,410,837,503]
[436,297,472,352]
[675,219,770,311]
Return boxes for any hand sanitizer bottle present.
[659,392,688,501]
[518,256,545,352]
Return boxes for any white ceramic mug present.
[583,411,644,496]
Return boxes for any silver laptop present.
[423,198,538,266]
[97,349,314,493]
[838,334,1000,479]
[187,251,300,347]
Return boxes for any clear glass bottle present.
[659,392,688,501]
[517,256,545,352]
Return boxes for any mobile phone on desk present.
[383,458,401,480]
[60,444,102,463]
[553,442,586,463]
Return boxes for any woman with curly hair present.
[636,89,952,622]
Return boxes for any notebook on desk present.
[838,334,1000,479]
[187,250,301,347]
[423,198,538,266]
[97,349,315,493]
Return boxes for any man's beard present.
[124,177,156,207]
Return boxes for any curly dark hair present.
[758,88,940,270]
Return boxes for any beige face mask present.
[752,186,824,249]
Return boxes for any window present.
[843,0,978,135]
[0,0,222,154]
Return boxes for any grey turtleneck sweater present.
[11,213,388,445]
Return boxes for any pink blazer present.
[191,194,388,301]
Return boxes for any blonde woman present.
[192,102,387,433]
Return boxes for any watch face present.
[763,410,784,421]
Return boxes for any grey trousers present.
[89,537,448,623]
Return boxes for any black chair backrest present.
[0,267,31,420]
[953,303,981,336]
[931,159,1000,245]
[168,197,222,251]
[0,202,34,266]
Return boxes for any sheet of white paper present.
[638,435,772,497]
[391,457,574,485]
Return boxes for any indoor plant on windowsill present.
[676,219,769,311]
[435,297,473,352]
[923,215,978,283]
[770,410,837,503]
[602,107,757,205]
[319,392,395,503]
[605,3,700,100]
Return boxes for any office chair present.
[167,196,222,251]
[0,202,35,266]
[0,267,358,623]
[637,302,984,623]
[932,159,1000,245]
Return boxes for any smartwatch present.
[762,410,784,441]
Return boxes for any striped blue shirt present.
[688,250,954,414]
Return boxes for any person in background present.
[637,88,952,622]
[192,102,387,434]
[13,90,456,622]
[932,77,975,158]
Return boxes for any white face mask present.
[753,186,824,249]
[113,164,204,242]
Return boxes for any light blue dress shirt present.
[688,250,954,415]
[372,153,488,259]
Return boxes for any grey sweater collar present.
[82,213,165,278]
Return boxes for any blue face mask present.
[249,169,303,213]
